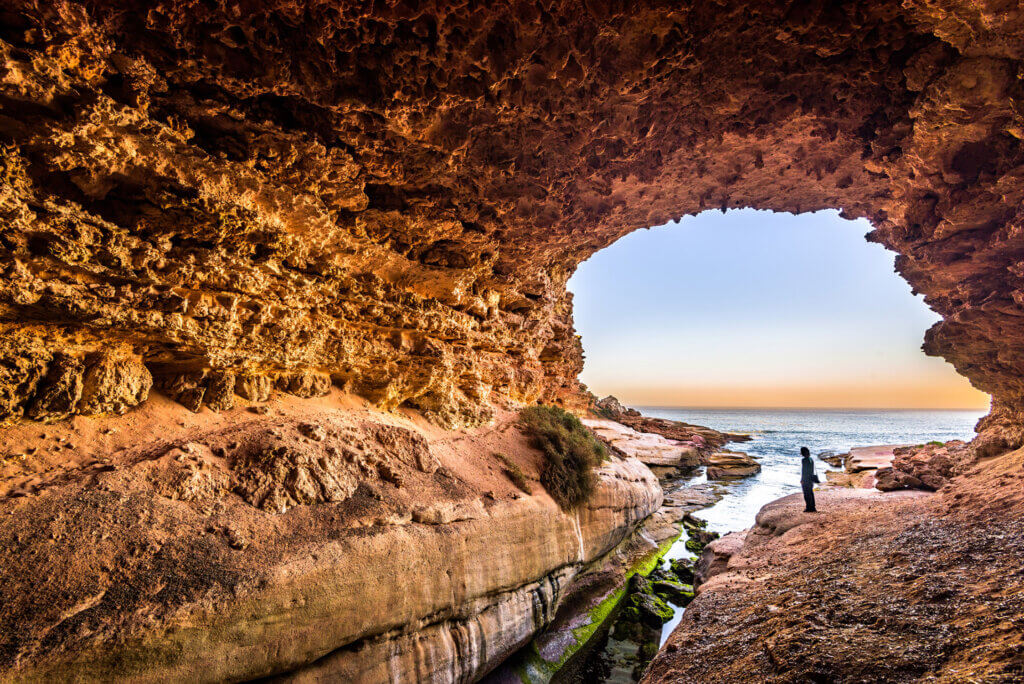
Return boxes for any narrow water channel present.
[578,407,984,682]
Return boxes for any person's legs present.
[802,484,816,512]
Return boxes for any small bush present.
[927,440,945,447]
[495,453,532,494]
[519,405,607,510]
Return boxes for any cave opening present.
[568,208,990,412]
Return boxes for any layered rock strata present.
[583,417,705,469]
[0,398,662,683]
[0,1,1022,438]
[704,450,761,480]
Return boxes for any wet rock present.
[818,450,845,467]
[691,529,720,546]
[629,591,674,628]
[682,512,708,531]
[651,579,694,606]
[669,558,696,584]
[629,573,652,594]
[706,451,761,480]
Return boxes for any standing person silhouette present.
[800,446,820,512]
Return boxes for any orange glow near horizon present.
[606,377,991,411]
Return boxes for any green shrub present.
[519,405,607,510]
[927,440,945,447]
[495,453,532,494]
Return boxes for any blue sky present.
[567,209,989,409]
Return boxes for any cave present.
[1,1,1023,682]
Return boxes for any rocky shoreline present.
[643,445,1024,683]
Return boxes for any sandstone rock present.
[705,451,761,480]
[0,0,1020,442]
[204,371,236,412]
[880,440,974,491]
[0,414,664,683]
[277,372,332,398]
[594,395,637,418]
[846,444,907,472]
[583,417,700,468]
[77,353,152,415]
[411,499,486,524]
[26,354,84,421]
[694,531,747,590]
[235,374,274,402]
[818,450,845,467]
[614,415,749,449]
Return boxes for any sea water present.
[651,407,986,647]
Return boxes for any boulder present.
[26,353,85,421]
[694,531,746,589]
[629,592,674,628]
[877,440,974,491]
[669,558,696,584]
[594,395,632,417]
[705,451,761,479]
[204,371,236,412]
[651,579,694,606]
[818,450,845,467]
[77,353,152,415]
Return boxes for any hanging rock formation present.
[0,0,1020,433]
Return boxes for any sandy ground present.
[0,389,534,501]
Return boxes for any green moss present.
[684,538,705,553]
[519,405,607,511]
[511,527,682,683]
[927,440,945,447]
[495,453,533,494]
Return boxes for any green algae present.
[511,527,682,684]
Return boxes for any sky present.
[567,209,991,410]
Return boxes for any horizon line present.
[630,404,990,412]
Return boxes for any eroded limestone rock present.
[77,352,152,415]
[0,0,1020,436]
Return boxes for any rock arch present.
[1,1,1022,446]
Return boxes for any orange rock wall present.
[1,1,1023,432]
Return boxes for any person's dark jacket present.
[801,455,820,485]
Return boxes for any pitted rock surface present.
[0,1,1021,437]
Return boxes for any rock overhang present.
[0,0,1021,436]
